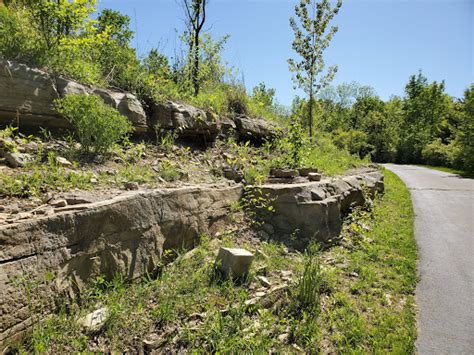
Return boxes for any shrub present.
[55,94,132,155]
[0,4,45,64]
[269,119,305,169]
[421,139,456,167]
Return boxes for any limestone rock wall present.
[0,60,277,140]
[259,170,384,249]
[0,171,384,346]
[0,184,243,345]
[0,60,148,133]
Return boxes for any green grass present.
[414,164,473,178]
[316,169,418,353]
[11,170,417,353]
[303,136,370,176]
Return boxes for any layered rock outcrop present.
[0,60,277,140]
[0,170,383,346]
[0,184,243,345]
[258,170,384,249]
[0,60,148,133]
[234,115,277,142]
[150,101,220,139]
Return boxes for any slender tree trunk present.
[308,89,314,139]
[193,31,200,96]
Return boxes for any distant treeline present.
[291,76,473,173]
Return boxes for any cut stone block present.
[308,172,322,181]
[216,247,254,278]
[270,168,297,178]
[298,167,318,177]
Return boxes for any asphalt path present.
[384,164,473,354]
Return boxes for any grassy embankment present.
[11,170,417,353]
[414,164,473,178]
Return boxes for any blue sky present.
[98,0,473,106]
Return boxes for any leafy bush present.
[332,129,374,158]
[269,119,305,169]
[55,94,132,155]
[158,160,181,182]
[47,29,108,86]
[452,85,474,172]
[421,139,456,167]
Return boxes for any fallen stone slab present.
[298,167,318,177]
[270,168,297,178]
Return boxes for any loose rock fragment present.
[78,307,108,332]
[257,275,271,287]
[298,167,318,177]
[5,152,34,168]
[270,168,297,178]
[311,189,326,201]
[216,247,254,278]
[124,181,139,190]
[56,156,73,167]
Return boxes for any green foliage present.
[271,119,305,168]
[239,186,275,226]
[0,4,45,64]
[397,72,450,163]
[225,83,249,115]
[453,84,474,172]
[313,74,473,172]
[332,129,373,159]
[154,124,177,152]
[55,94,132,155]
[302,134,369,176]
[157,160,181,182]
[0,151,93,197]
[252,82,276,108]
[0,125,19,153]
[421,139,457,167]
[22,0,96,50]
[95,8,133,45]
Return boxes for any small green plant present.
[55,94,133,155]
[154,123,177,152]
[0,125,18,153]
[295,242,323,314]
[158,160,181,182]
[239,186,275,226]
